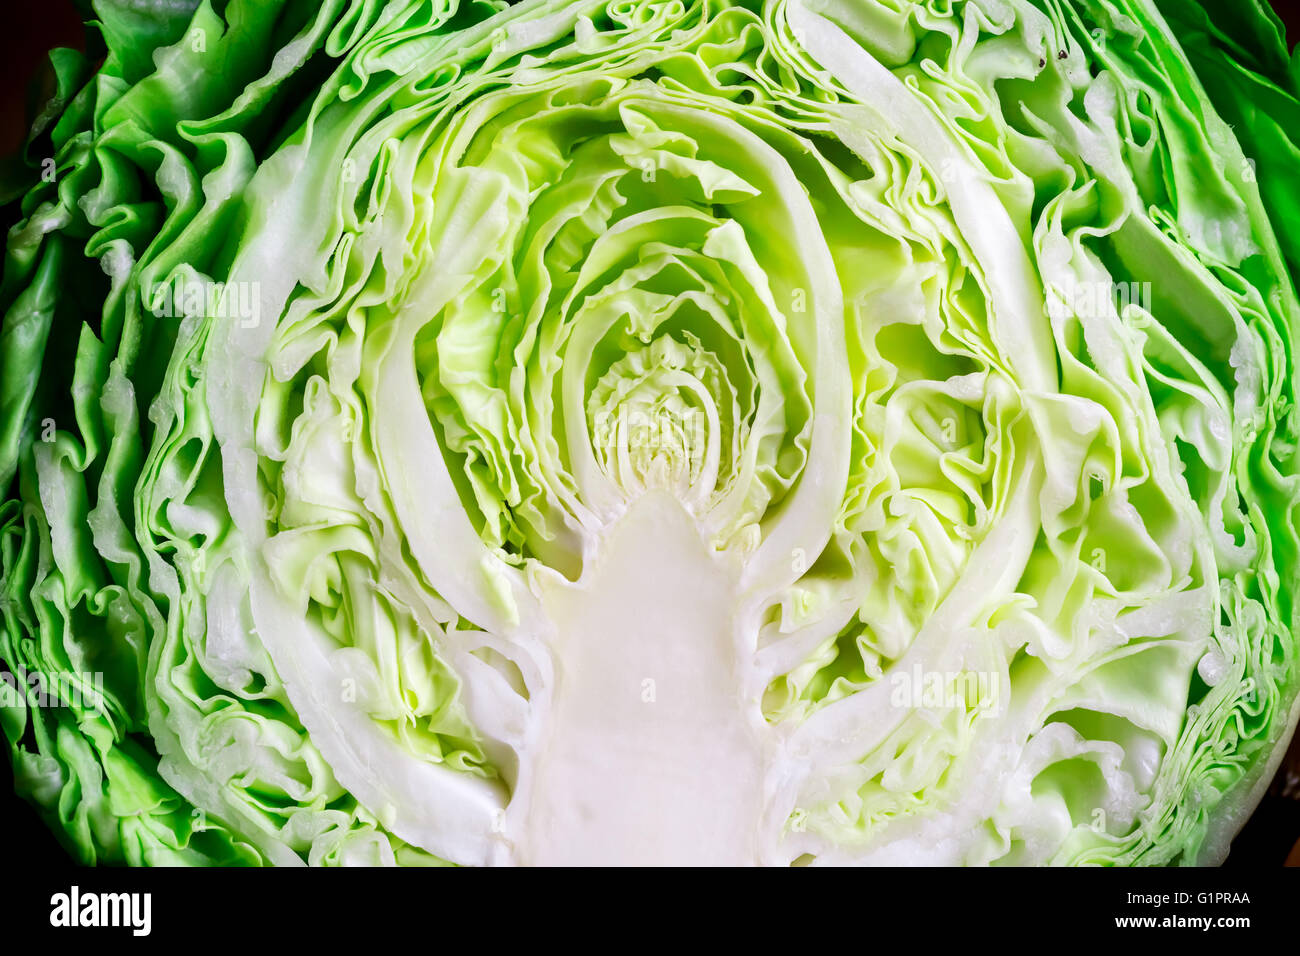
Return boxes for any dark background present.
[0,0,1298,869]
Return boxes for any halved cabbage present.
[1,0,1298,865]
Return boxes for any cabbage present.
[1,0,1298,867]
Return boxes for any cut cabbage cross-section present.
[1,0,1298,866]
